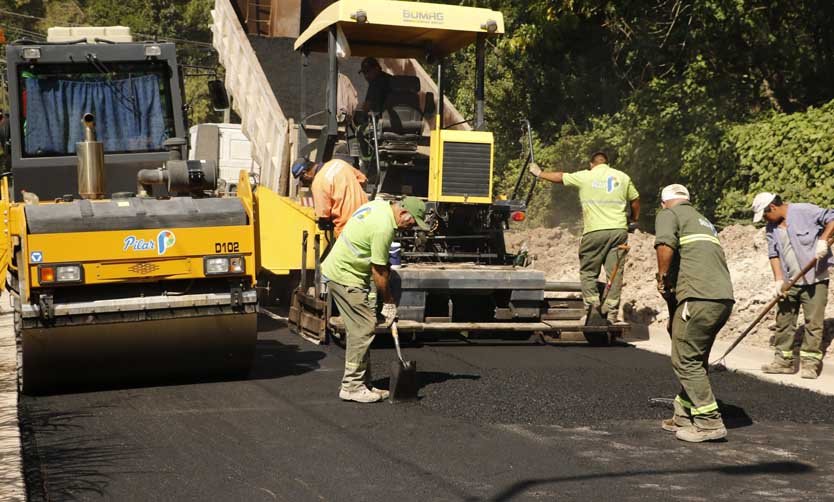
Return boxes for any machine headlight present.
[144,45,162,57]
[22,47,42,60]
[39,264,83,284]
[204,255,245,275]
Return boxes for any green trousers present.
[329,281,377,392]
[670,299,733,430]
[578,229,628,312]
[773,281,827,368]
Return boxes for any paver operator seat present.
[377,75,424,156]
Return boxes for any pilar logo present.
[123,230,176,255]
[156,230,176,255]
[591,176,621,193]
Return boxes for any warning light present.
[39,266,56,283]
[511,211,526,222]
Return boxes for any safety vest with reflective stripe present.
[654,201,734,301]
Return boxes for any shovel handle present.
[711,233,834,365]
[601,245,630,302]
[391,321,405,363]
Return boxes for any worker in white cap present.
[655,184,734,442]
[750,192,834,379]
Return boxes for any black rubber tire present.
[584,332,613,347]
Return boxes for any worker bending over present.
[321,197,428,403]
[530,151,640,323]
[292,157,368,237]
[655,184,734,443]
[751,192,834,379]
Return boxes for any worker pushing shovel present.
[711,233,834,371]
[712,193,834,379]
[319,197,429,403]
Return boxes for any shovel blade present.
[389,360,419,402]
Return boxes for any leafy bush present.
[714,100,834,223]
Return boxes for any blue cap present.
[291,158,313,178]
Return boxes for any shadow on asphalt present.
[249,339,325,380]
[719,400,754,430]
[480,461,814,502]
[371,371,480,393]
[18,403,132,501]
[21,338,324,397]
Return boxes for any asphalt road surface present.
[19,317,834,501]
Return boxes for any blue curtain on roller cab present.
[23,74,168,156]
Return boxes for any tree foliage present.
[1,0,222,125]
[434,0,834,227]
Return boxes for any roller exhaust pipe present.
[76,113,106,199]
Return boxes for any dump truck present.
[2,27,259,393]
[211,0,627,345]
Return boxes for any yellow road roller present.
[1,29,258,393]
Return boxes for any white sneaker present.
[368,386,390,400]
[339,387,384,403]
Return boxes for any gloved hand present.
[773,280,787,298]
[815,239,830,260]
[381,303,398,326]
[317,217,334,231]
[627,221,639,234]
[528,162,542,178]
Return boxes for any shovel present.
[601,244,630,305]
[710,234,834,371]
[389,322,419,402]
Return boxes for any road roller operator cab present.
[0,29,258,393]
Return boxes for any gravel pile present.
[506,225,834,360]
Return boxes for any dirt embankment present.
[506,225,834,360]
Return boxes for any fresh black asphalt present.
[19,317,834,501]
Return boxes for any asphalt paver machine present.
[1,29,258,393]
[288,0,625,344]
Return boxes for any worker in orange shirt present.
[292,157,368,237]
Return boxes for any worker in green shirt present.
[530,151,640,323]
[321,197,429,403]
[655,184,734,443]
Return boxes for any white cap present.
[660,184,690,202]
[751,192,777,223]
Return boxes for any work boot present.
[800,360,820,380]
[675,425,727,443]
[368,386,390,400]
[606,309,620,325]
[661,417,690,433]
[339,387,384,403]
[761,357,797,374]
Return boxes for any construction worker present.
[530,151,640,323]
[751,192,834,379]
[321,197,429,403]
[655,184,734,443]
[291,157,368,237]
[359,57,392,114]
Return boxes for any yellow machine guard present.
[428,128,495,204]
[254,185,326,276]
